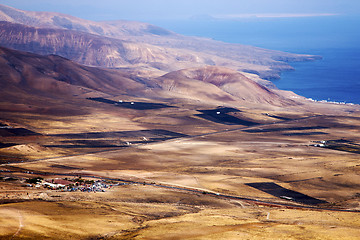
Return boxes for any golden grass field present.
[1,96,360,239]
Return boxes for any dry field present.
[1,97,360,239]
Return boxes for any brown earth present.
[0,4,321,80]
[0,69,359,239]
[0,6,359,239]
[1,100,360,239]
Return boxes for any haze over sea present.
[153,16,360,104]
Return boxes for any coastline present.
[152,16,360,104]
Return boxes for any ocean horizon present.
[153,16,360,104]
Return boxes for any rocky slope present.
[0,4,321,79]
[0,21,277,76]
[0,46,298,110]
[156,66,295,106]
[0,46,150,98]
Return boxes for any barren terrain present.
[0,4,359,239]
[1,89,359,239]
[0,4,321,80]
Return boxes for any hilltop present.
[0,4,320,80]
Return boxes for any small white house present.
[43,182,65,189]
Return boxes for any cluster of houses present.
[306,98,354,105]
[29,177,115,192]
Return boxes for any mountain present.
[156,66,295,106]
[0,46,150,101]
[0,21,280,77]
[0,22,194,70]
[0,4,315,110]
[0,4,175,38]
[0,46,297,113]
[0,4,320,80]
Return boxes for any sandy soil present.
[1,97,360,239]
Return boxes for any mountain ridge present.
[0,46,300,110]
[0,4,321,80]
[156,66,295,106]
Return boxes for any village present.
[25,177,118,192]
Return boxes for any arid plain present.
[1,90,360,239]
[1,4,360,240]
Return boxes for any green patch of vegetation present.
[84,180,94,184]
[74,177,84,183]
[26,177,43,184]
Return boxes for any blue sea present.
[152,16,360,104]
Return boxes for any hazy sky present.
[1,0,360,21]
